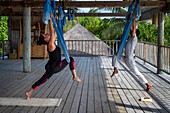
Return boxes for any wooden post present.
[82,41,83,56]
[19,20,22,43]
[8,15,12,54]
[23,7,31,73]
[2,41,4,60]
[157,11,164,74]
[144,43,146,64]
[102,41,104,56]
[92,41,93,55]
[38,22,41,40]
[72,40,73,55]
[109,40,111,55]
[116,41,118,52]
[79,40,80,56]
[152,13,158,25]
[112,41,114,55]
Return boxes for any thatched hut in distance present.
[61,24,112,56]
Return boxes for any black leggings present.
[32,57,75,90]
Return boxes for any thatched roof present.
[64,24,100,41]
[59,24,112,56]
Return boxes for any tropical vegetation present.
[64,14,170,46]
[0,16,8,40]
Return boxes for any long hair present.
[136,29,140,37]
[37,34,48,45]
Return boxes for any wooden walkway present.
[0,57,169,113]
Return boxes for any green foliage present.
[0,16,8,40]
[138,15,170,46]
[99,7,127,13]
[138,22,158,43]
[63,19,78,33]
[78,17,104,38]
[62,14,170,46]
[102,21,125,40]
[164,16,170,46]
[78,16,125,40]
[89,8,99,13]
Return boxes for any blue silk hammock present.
[116,0,141,60]
[67,8,71,21]
[43,0,70,63]
[71,9,75,21]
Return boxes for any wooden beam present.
[75,13,126,17]
[0,1,167,8]
[140,8,159,21]
[1,12,126,17]
[161,2,170,13]
[65,1,167,8]
[0,8,13,13]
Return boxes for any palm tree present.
[102,21,125,40]
[99,7,127,13]
[88,8,99,13]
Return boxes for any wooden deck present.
[0,57,169,113]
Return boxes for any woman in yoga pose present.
[111,13,152,92]
[26,13,83,100]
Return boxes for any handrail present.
[138,41,170,48]
[56,40,120,42]
[59,40,119,57]
[136,41,170,74]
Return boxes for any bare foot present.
[111,67,118,78]
[145,83,152,92]
[26,92,31,100]
[25,88,33,100]
[73,76,83,83]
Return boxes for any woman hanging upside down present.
[111,13,152,92]
[26,12,83,100]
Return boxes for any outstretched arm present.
[48,12,57,52]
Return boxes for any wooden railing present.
[0,40,8,60]
[59,40,120,57]
[135,41,170,74]
[61,40,170,74]
[1,39,169,74]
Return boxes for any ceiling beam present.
[75,13,126,17]
[0,1,167,8]
[0,8,13,13]
[161,2,170,13]
[0,13,126,17]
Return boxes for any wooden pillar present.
[7,15,12,54]
[152,13,158,25]
[2,40,4,60]
[23,7,31,73]
[157,11,164,74]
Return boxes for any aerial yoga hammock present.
[25,0,83,100]
[111,0,152,92]
[116,0,140,60]
[43,0,70,63]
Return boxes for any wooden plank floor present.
[0,57,169,113]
